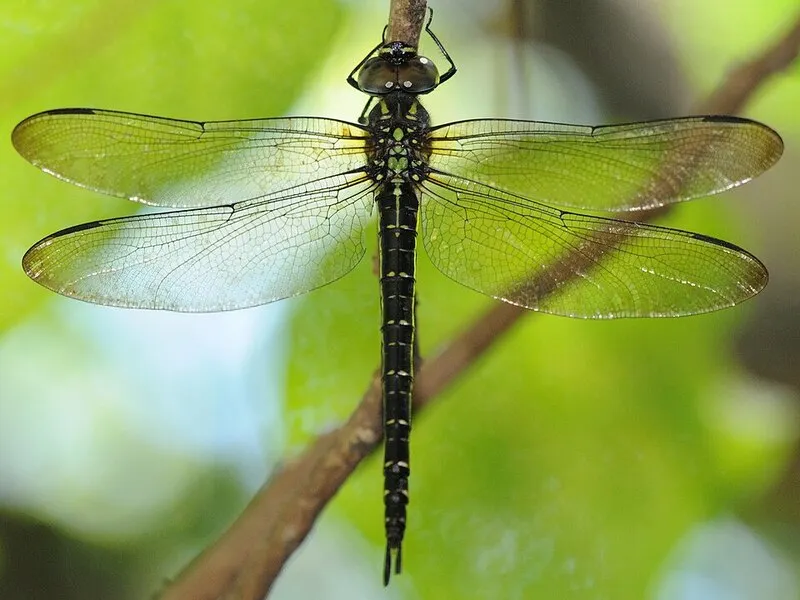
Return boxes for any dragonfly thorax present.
[365,93,431,183]
[357,41,440,95]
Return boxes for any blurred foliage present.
[670,0,800,130]
[2,0,798,599]
[0,467,245,600]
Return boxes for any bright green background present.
[1,1,798,599]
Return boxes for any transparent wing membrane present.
[13,109,370,207]
[15,109,779,316]
[23,174,376,311]
[421,174,768,318]
[428,116,782,212]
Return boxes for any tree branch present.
[699,14,800,115]
[387,0,428,47]
[159,9,799,600]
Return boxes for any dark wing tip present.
[12,108,92,157]
[701,114,753,124]
[43,107,98,116]
[701,114,785,159]
[22,219,107,276]
[688,230,770,293]
[13,107,98,138]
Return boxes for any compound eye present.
[357,57,397,94]
[397,55,440,93]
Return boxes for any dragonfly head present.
[357,41,441,95]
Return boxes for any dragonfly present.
[13,16,782,586]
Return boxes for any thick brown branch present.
[159,10,799,600]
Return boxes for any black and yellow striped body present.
[365,91,431,583]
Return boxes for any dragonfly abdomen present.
[377,178,419,585]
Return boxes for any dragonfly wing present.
[23,173,376,311]
[13,109,369,208]
[421,174,767,318]
[427,116,782,212]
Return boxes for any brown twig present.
[699,13,800,115]
[387,0,428,47]
[158,9,799,600]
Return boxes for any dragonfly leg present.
[424,9,457,84]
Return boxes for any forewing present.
[421,174,767,318]
[427,116,782,212]
[12,109,369,207]
[23,174,376,311]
